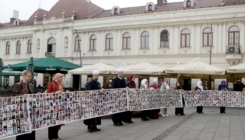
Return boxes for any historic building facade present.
[0,0,245,89]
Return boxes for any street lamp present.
[74,29,82,67]
[208,24,213,90]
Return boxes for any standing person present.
[218,80,229,114]
[46,73,64,140]
[124,74,135,123]
[84,70,102,132]
[140,79,150,121]
[195,81,204,114]
[234,79,245,91]
[160,79,170,117]
[175,82,185,116]
[203,80,208,90]
[111,69,126,126]
[13,70,35,140]
[149,79,160,119]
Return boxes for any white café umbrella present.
[227,63,245,73]
[68,62,117,75]
[119,62,164,75]
[165,61,225,75]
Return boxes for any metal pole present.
[209,24,213,90]
[74,29,82,67]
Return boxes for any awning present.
[3,57,79,74]
[2,70,38,76]
[69,62,117,75]
[165,61,225,75]
[227,63,245,73]
[118,62,165,75]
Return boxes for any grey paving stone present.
[230,135,245,140]
[213,136,229,140]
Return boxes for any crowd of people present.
[10,69,245,140]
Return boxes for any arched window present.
[6,42,10,54]
[203,28,213,47]
[105,34,113,50]
[27,40,32,53]
[141,31,149,48]
[74,36,81,51]
[181,29,190,47]
[187,0,191,7]
[90,35,96,51]
[114,8,118,14]
[228,26,240,46]
[16,41,21,54]
[160,30,169,48]
[148,5,152,11]
[47,37,56,53]
[123,33,131,49]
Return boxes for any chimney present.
[10,10,19,23]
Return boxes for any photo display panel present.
[82,89,129,119]
[164,90,183,108]
[28,92,83,130]
[28,89,129,130]
[0,95,31,139]
[183,90,245,107]
[128,89,183,111]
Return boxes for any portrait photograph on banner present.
[28,89,129,130]
[128,89,183,111]
[28,92,83,130]
[183,90,245,108]
[0,95,31,139]
[82,89,129,120]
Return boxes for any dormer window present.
[13,20,19,26]
[187,0,191,7]
[148,5,152,11]
[111,6,120,15]
[145,2,155,12]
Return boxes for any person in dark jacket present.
[84,70,102,133]
[111,68,126,126]
[124,74,135,123]
[234,79,245,91]
[13,70,36,140]
[218,80,229,114]
[195,81,204,114]
[175,82,185,116]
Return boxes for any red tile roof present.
[93,0,222,18]
[226,0,245,6]
[0,0,244,29]
[26,8,48,25]
[46,0,103,19]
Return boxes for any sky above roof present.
[0,0,182,23]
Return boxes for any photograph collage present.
[182,90,245,107]
[82,89,129,120]
[28,89,129,130]
[28,92,83,130]
[162,90,183,108]
[0,95,31,139]
[128,89,183,111]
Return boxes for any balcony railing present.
[226,45,241,54]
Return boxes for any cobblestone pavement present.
[4,107,245,140]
